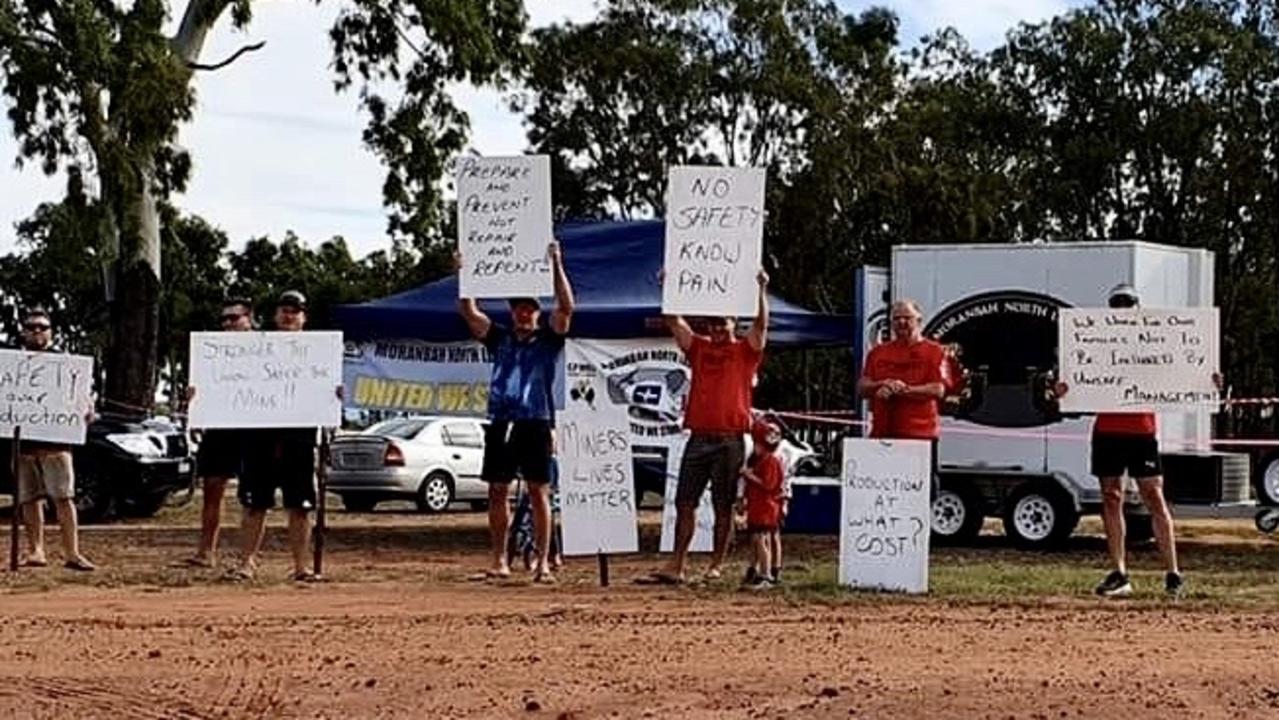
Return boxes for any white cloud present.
[0,0,1072,258]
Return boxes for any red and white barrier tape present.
[766,409,1279,449]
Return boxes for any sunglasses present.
[23,323,50,332]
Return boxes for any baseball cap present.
[1107,283,1139,308]
[751,420,781,449]
[508,297,541,310]
[277,290,308,310]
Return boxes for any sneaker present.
[742,567,759,586]
[1094,570,1132,597]
[1165,572,1184,599]
[745,577,773,592]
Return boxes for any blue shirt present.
[483,324,565,421]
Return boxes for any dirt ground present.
[1,505,1278,719]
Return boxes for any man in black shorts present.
[182,298,254,568]
[458,241,575,583]
[230,291,330,582]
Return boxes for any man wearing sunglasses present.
[639,269,770,585]
[14,308,95,571]
[181,298,254,568]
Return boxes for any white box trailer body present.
[867,241,1251,547]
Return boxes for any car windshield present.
[364,418,429,439]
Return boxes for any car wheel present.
[931,485,983,545]
[417,472,454,513]
[1255,454,1279,506]
[341,495,377,513]
[1124,512,1155,545]
[120,492,171,518]
[73,468,115,524]
[1255,508,1279,534]
[1002,482,1079,550]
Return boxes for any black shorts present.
[482,420,553,484]
[1091,433,1162,480]
[195,429,243,479]
[675,434,745,515]
[238,430,318,511]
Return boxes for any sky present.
[0,0,1080,259]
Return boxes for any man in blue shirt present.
[459,241,575,583]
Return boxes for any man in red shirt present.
[1054,284,1183,599]
[638,270,770,585]
[858,299,949,487]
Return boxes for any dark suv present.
[0,413,194,523]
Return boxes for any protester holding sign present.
[638,269,769,585]
[181,297,254,569]
[857,299,950,491]
[1051,284,1191,598]
[229,291,331,582]
[458,241,575,584]
[13,308,95,572]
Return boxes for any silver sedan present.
[327,416,489,513]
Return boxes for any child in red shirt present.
[738,421,785,590]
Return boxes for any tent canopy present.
[333,220,854,347]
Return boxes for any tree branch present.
[186,41,265,71]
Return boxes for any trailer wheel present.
[1002,482,1079,550]
[1255,454,1279,507]
[931,486,983,545]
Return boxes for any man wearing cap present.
[1053,284,1187,598]
[639,269,770,585]
[458,241,575,583]
[12,307,96,571]
[181,297,255,568]
[230,290,331,582]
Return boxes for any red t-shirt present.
[683,335,762,434]
[1094,412,1157,436]
[743,452,784,528]
[862,338,948,440]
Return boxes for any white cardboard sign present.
[1057,307,1219,412]
[662,166,765,317]
[0,349,94,445]
[839,438,931,594]
[557,375,639,556]
[457,155,554,299]
[189,331,343,429]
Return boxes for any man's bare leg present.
[707,508,733,578]
[287,509,311,577]
[1099,478,1126,574]
[659,504,697,581]
[53,497,92,568]
[1137,477,1179,574]
[487,482,512,576]
[20,499,46,565]
[236,508,269,577]
[193,476,229,564]
[529,483,553,579]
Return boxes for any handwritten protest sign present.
[839,438,931,594]
[0,349,94,444]
[1058,307,1219,412]
[457,155,554,299]
[189,331,343,429]
[662,166,765,317]
[557,375,639,556]
[659,436,714,553]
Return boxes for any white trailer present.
[860,241,1252,548]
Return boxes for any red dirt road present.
[3,579,1279,719]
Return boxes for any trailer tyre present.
[931,486,983,545]
[1002,482,1079,550]
[1255,454,1279,507]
